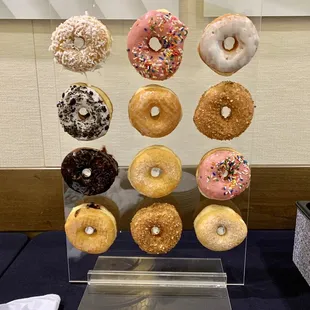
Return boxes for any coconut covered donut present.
[127,9,188,80]
[196,147,251,200]
[61,147,118,196]
[65,203,117,254]
[198,14,259,75]
[57,83,112,141]
[193,81,254,140]
[128,145,182,198]
[128,85,182,138]
[50,15,112,72]
[194,204,247,251]
[130,203,182,254]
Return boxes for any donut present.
[65,202,117,254]
[57,83,112,141]
[194,204,247,251]
[128,145,182,198]
[61,147,118,196]
[127,9,188,80]
[128,85,182,138]
[193,81,254,140]
[198,14,259,75]
[50,15,112,72]
[196,147,251,200]
[130,203,182,254]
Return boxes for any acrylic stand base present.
[78,257,231,310]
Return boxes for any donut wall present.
[1,1,310,168]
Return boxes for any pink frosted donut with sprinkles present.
[127,9,188,80]
[196,147,251,200]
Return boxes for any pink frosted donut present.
[196,148,251,200]
[127,9,188,80]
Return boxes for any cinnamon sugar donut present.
[50,15,112,72]
[128,145,182,198]
[194,204,247,251]
[128,85,182,138]
[193,81,254,140]
[65,202,117,254]
[198,14,259,75]
[130,203,182,254]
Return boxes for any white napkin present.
[0,294,60,310]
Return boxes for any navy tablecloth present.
[0,230,309,310]
[0,233,28,277]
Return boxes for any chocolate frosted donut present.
[57,83,113,141]
[61,147,118,195]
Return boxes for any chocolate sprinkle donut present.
[61,147,118,195]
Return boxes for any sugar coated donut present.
[61,147,118,196]
[65,202,117,254]
[130,203,182,254]
[128,145,182,198]
[127,9,188,80]
[128,85,182,138]
[198,14,259,75]
[50,15,112,72]
[194,204,247,251]
[57,83,112,141]
[196,147,250,200]
[193,81,254,140]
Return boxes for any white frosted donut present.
[198,14,259,75]
[57,83,112,141]
[50,15,112,72]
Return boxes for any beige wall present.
[0,2,309,168]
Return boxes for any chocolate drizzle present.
[61,148,118,195]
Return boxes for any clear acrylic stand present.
[48,0,262,308]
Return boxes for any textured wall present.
[0,2,309,168]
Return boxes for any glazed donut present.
[128,145,182,198]
[196,147,251,200]
[61,147,118,196]
[127,9,188,80]
[128,85,182,137]
[193,81,254,140]
[130,203,182,254]
[65,202,117,254]
[57,83,112,141]
[50,15,112,72]
[194,204,247,251]
[198,14,259,75]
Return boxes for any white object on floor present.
[0,294,60,310]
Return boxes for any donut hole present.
[223,37,238,51]
[217,225,226,236]
[150,106,160,119]
[74,37,85,50]
[84,226,96,235]
[151,167,162,178]
[221,106,231,119]
[151,226,161,236]
[149,37,162,52]
[82,168,92,178]
[78,107,90,120]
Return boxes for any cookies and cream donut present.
[50,15,112,72]
[128,85,182,138]
[130,203,182,254]
[128,145,182,198]
[193,81,254,140]
[194,204,247,251]
[65,202,117,254]
[61,147,118,196]
[57,83,112,141]
[198,14,259,75]
[127,9,188,80]
[196,147,250,200]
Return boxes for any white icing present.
[49,15,112,72]
[199,15,259,73]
